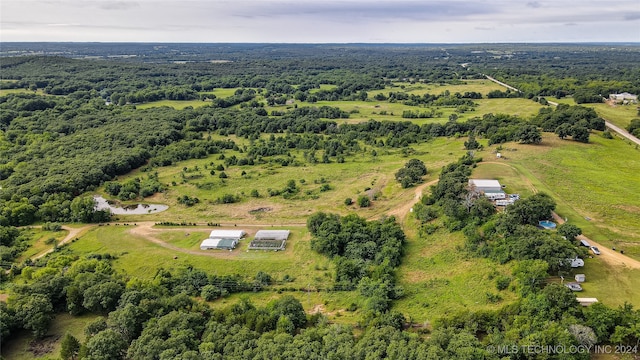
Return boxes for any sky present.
[1,0,639,43]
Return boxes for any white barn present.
[469,179,506,200]
[254,230,290,241]
[208,230,246,239]
[200,238,238,250]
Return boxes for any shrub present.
[357,195,371,208]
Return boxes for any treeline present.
[308,213,406,317]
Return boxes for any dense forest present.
[1,44,640,359]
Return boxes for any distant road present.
[483,75,640,146]
[483,74,521,93]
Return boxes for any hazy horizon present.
[2,0,639,43]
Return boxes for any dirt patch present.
[309,304,326,314]
[29,335,60,357]
[0,293,8,302]
[614,205,640,214]
[402,270,436,283]
[249,207,273,214]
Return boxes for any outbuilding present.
[208,230,246,239]
[200,238,238,250]
[469,179,506,200]
[575,274,586,283]
[576,298,599,306]
[254,230,290,241]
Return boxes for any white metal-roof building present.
[208,230,246,239]
[254,230,290,241]
[200,238,238,250]
[469,179,503,193]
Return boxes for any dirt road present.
[380,179,439,221]
[31,225,93,261]
[551,213,640,270]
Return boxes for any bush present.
[344,198,353,206]
[357,195,371,208]
[201,285,221,301]
[495,275,511,291]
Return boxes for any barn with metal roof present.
[254,230,290,241]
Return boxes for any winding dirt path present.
[31,225,93,261]
[379,179,439,221]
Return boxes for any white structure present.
[568,258,585,268]
[208,230,246,239]
[576,298,599,306]
[469,179,506,200]
[609,92,638,103]
[575,274,586,283]
[495,199,515,206]
[200,238,238,250]
[254,230,290,241]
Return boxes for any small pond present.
[93,195,169,215]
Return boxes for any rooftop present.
[469,179,502,188]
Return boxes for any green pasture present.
[386,79,506,97]
[309,84,338,93]
[199,87,247,98]
[573,259,640,309]
[103,136,469,224]
[479,134,640,258]
[1,313,99,360]
[474,98,545,119]
[135,99,211,110]
[0,88,46,96]
[394,225,517,324]
[587,103,638,129]
[66,225,335,290]
[15,228,69,263]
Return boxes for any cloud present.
[229,1,500,22]
[526,1,541,8]
[98,1,139,10]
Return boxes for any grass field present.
[135,99,211,110]
[394,225,517,324]
[66,225,336,290]
[386,80,506,97]
[104,136,469,224]
[475,133,640,259]
[1,313,99,360]
[14,228,69,263]
[0,88,47,96]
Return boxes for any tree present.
[82,281,124,313]
[516,124,542,144]
[557,223,582,240]
[13,294,54,338]
[554,123,570,139]
[357,195,371,208]
[464,133,481,150]
[201,285,221,301]
[60,332,81,360]
[571,125,590,143]
[513,259,548,295]
[395,159,427,188]
[85,329,128,360]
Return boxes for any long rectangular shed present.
[209,230,246,239]
[254,230,290,240]
[200,238,238,250]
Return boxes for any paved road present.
[483,75,640,146]
[603,121,640,146]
